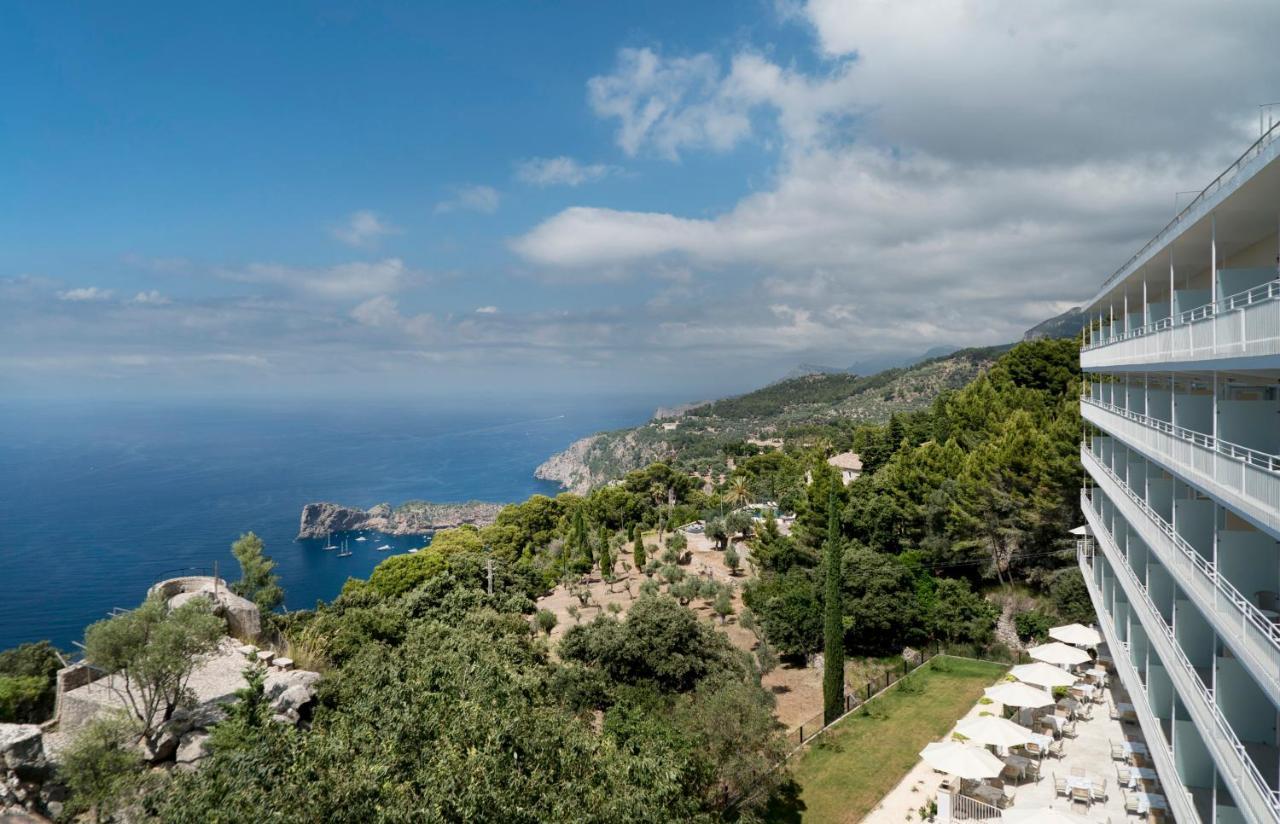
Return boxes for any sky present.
[4,0,1280,401]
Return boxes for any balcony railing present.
[1082,490,1280,822]
[1081,281,1280,369]
[1077,542,1200,824]
[1081,397,1280,535]
[1081,446,1280,698]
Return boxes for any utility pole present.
[213,560,219,596]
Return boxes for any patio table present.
[1085,667,1107,680]
[1065,775,1093,793]
[1002,754,1032,780]
[1121,740,1149,756]
[969,784,1006,807]
[1071,684,1096,698]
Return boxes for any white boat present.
[408,548,419,554]
[337,538,352,558]
[323,530,337,551]
[355,536,368,542]
[376,544,391,551]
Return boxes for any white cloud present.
[57,287,113,301]
[515,156,618,187]
[331,210,399,248]
[475,305,499,314]
[435,185,500,214]
[223,258,413,300]
[130,290,171,305]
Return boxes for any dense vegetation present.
[743,338,1089,660]
[0,641,62,723]
[0,337,1096,822]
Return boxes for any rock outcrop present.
[534,430,676,494]
[149,577,262,641]
[297,500,504,539]
[0,724,54,820]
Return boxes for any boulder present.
[0,726,45,774]
[174,731,211,770]
[264,670,320,704]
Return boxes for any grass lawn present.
[768,656,1008,824]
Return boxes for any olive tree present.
[83,595,224,737]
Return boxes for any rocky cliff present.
[297,500,505,539]
[534,429,677,495]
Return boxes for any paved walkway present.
[863,652,1153,823]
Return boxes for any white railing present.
[1082,491,1280,822]
[1091,121,1280,304]
[1081,446,1280,696]
[1081,398,1280,534]
[949,792,1003,821]
[1078,547,1200,824]
[1084,280,1280,352]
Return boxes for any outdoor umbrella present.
[919,741,1005,780]
[1010,661,1078,689]
[1004,808,1093,824]
[1067,525,1090,537]
[1049,623,1102,647]
[984,681,1056,708]
[955,716,1037,749]
[1028,641,1092,666]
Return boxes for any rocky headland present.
[297,500,505,539]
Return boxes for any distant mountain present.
[1024,307,1086,341]
[783,345,962,381]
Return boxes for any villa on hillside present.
[827,451,863,485]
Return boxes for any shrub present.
[1014,610,1052,642]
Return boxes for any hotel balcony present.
[1082,490,1280,822]
[1081,394,1280,537]
[1082,279,1280,372]
[1082,444,1280,702]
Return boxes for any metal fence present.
[949,792,1003,821]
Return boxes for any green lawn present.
[768,656,1008,824]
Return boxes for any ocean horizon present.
[0,394,655,651]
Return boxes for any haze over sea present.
[0,395,653,651]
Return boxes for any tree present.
[706,517,729,551]
[82,595,225,737]
[927,578,997,645]
[535,609,558,637]
[230,531,284,613]
[839,545,924,655]
[822,490,845,724]
[744,571,822,659]
[723,544,741,576]
[726,477,752,509]
[755,641,778,676]
[714,590,734,623]
[632,532,646,569]
[725,510,754,541]
[1050,567,1096,624]
[60,713,144,824]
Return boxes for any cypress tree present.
[822,489,845,724]
[633,531,646,569]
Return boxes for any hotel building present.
[1079,126,1280,824]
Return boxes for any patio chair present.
[1047,739,1064,759]
[1024,760,1041,784]
[1071,766,1086,778]
[1110,739,1126,760]
[1023,741,1043,759]
[1116,764,1132,786]
[1124,791,1141,816]
[1063,720,1080,739]
[1070,785,1092,811]
[999,785,1017,809]
[1054,773,1068,797]
[1092,778,1108,803]
[1109,701,1120,720]
[1078,702,1094,719]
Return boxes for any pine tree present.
[822,490,845,724]
[230,532,283,613]
[633,531,646,569]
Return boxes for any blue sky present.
[4,1,1279,399]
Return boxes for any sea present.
[0,394,654,652]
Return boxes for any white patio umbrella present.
[1010,661,1079,689]
[1049,623,1102,647]
[1067,525,1090,537]
[984,681,1056,708]
[919,741,1005,780]
[1004,808,1092,824]
[1028,641,1092,666]
[955,716,1037,749]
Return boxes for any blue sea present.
[0,395,653,651]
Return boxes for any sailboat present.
[337,538,352,558]
[323,531,337,551]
